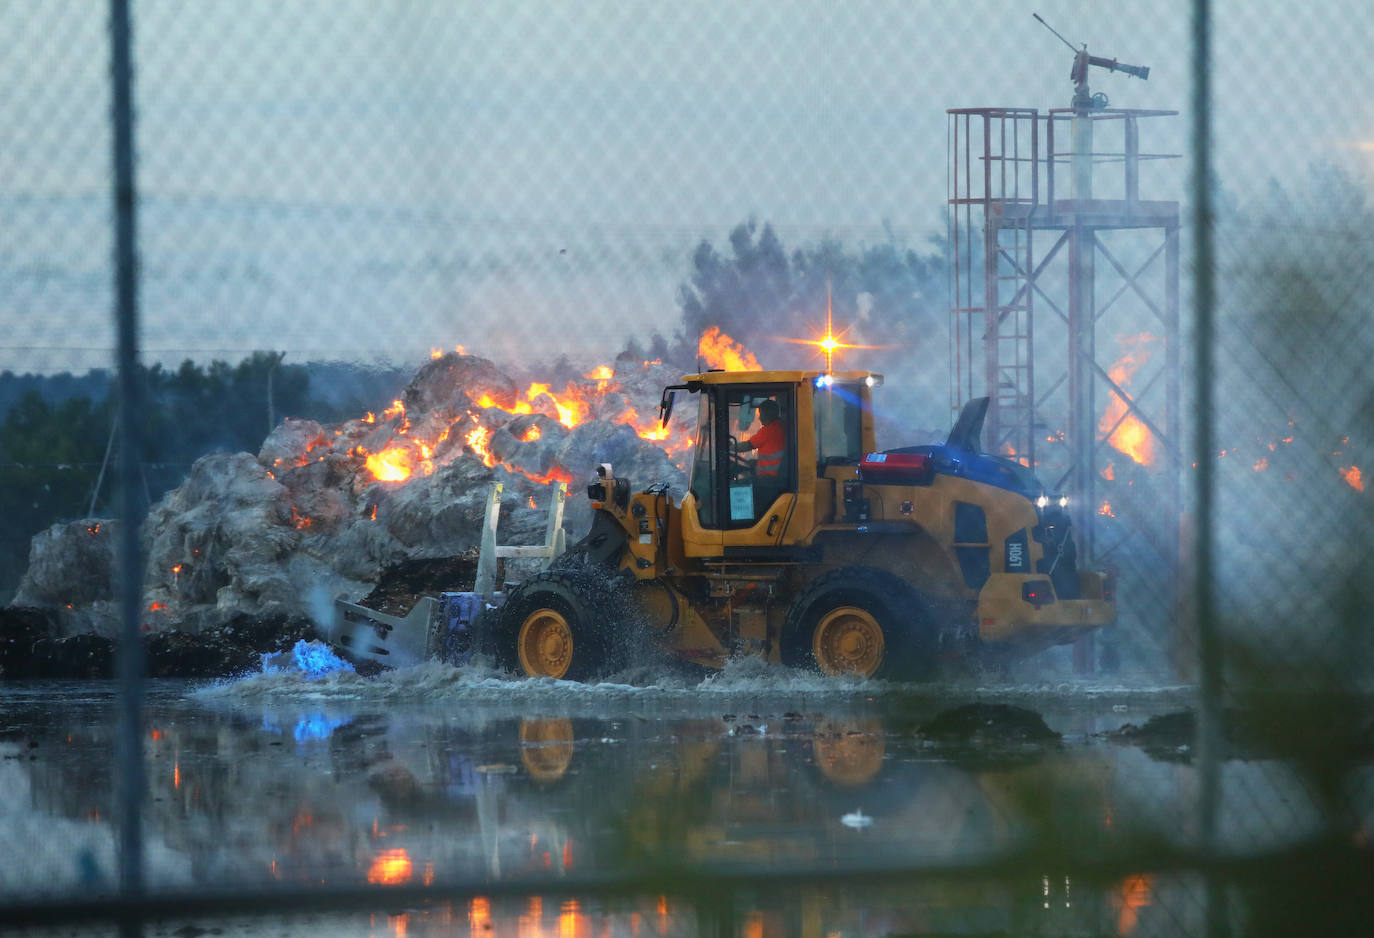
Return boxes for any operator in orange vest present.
[735,399,785,478]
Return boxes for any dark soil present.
[919,703,1061,743]
[1108,705,1374,764]
[0,606,318,680]
[356,550,480,616]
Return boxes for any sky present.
[1,0,1372,375]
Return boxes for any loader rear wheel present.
[494,571,627,681]
[812,606,886,677]
[782,567,932,680]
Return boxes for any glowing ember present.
[1099,334,1158,467]
[698,326,761,371]
[149,602,166,612]
[366,849,413,886]
[86,523,101,535]
[1099,502,1115,518]
[346,342,696,487]
[430,347,443,359]
[1341,465,1364,491]
[527,495,536,509]
[290,506,312,530]
[369,505,377,521]
[1254,457,1269,472]
[1101,463,1116,481]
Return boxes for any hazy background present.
[0,1,1370,678]
[2,0,1370,379]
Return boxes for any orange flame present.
[430,347,443,359]
[382,399,405,421]
[698,326,761,371]
[1099,501,1115,518]
[521,425,542,442]
[585,364,615,386]
[466,426,493,466]
[1341,465,1364,491]
[369,505,377,521]
[1100,334,1158,467]
[366,447,419,483]
[149,602,165,612]
[290,506,312,530]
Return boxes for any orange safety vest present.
[748,420,786,477]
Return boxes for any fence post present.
[1191,1,1226,936]
[110,0,147,934]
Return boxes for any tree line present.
[0,354,408,602]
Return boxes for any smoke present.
[637,219,951,435]
[1211,165,1374,688]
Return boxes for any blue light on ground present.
[260,639,356,679]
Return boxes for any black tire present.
[491,570,629,681]
[781,566,934,680]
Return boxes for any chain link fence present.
[2,1,1372,935]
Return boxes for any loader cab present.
[673,370,880,556]
[689,382,797,529]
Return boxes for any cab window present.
[689,391,717,526]
[814,381,864,465]
[721,386,794,528]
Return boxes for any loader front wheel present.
[494,571,626,681]
[517,607,576,679]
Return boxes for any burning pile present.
[13,338,761,635]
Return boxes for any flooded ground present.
[1,662,1366,936]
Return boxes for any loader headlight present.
[1057,494,1069,509]
[1036,494,1050,509]
[1036,493,1069,510]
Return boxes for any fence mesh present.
[2,2,1372,936]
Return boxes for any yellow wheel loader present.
[478,368,1115,681]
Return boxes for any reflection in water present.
[1116,873,1154,935]
[811,717,885,786]
[367,848,413,885]
[0,680,1348,936]
[519,718,576,783]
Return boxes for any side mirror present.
[658,388,676,427]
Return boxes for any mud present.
[354,550,480,617]
[1107,705,1374,763]
[918,702,1061,743]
